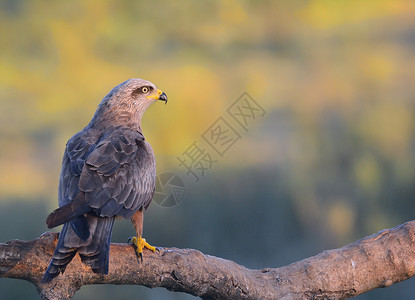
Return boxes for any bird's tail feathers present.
[79,216,115,274]
[46,194,90,229]
[42,216,115,283]
[42,223,77,283]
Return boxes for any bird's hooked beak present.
[159,91,168,104]
[147,89,168,104]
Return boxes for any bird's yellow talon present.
[144,240,156,253]
[130,236,156,261]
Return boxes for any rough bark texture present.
[1,221,415,299]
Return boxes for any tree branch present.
[1,221,415,299]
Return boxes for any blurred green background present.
[1,0,415,299]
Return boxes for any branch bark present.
[1,221,415,299]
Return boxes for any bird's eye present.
[141,87,149,94]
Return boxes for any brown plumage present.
[42,78,167,283]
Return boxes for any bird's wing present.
[46,130,99,230]
[48,127,155,229]
[79,128,156,218]
[59,130,97,207]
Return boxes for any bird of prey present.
[42,78,167,283]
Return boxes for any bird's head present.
[91,78,167,130]
[127,78,168,105]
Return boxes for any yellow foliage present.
[357,102,413,157]
[0,141,51,200]
[354,154,381,194]
[358,51,394,82]
[219,0,247,25]
[300,0,411,29]
[1,0,415,206]
[327,201,355,240]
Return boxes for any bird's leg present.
[129,209,156,262]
